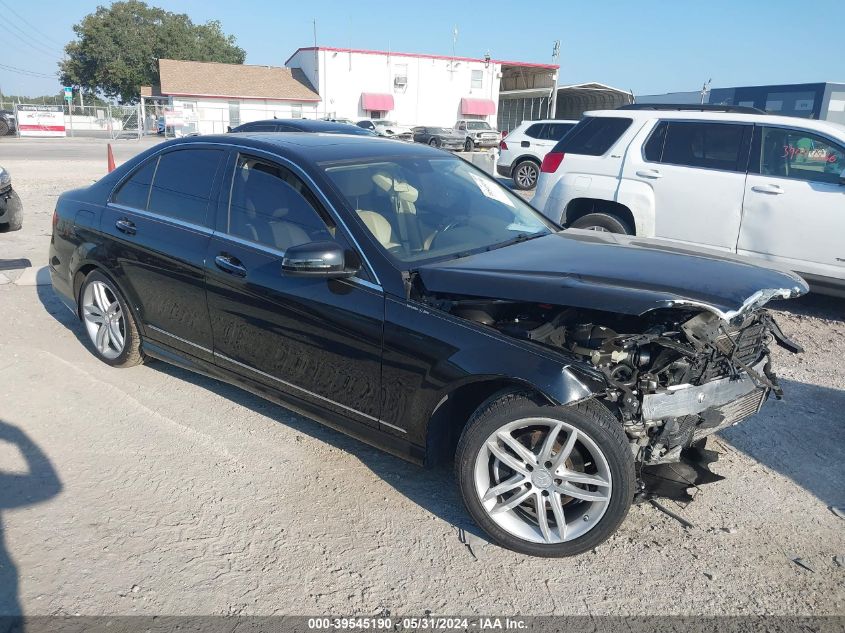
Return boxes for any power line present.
[0,63,58,80]
[2,26,64,63]
[0,0,66,48]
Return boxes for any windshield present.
[435,128,455,135]
[323,156,554,265]
[466,121,492,131]
[375,120,398,127]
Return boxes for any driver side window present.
[753,126,844,184]
[227,155,333,251]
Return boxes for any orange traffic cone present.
[107,143,116,173]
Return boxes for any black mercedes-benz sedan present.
[49,133,807,557]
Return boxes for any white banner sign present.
[16,104,66,137]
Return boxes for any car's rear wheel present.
[80,271,145,367]
[456,392,634,557]
[464,138,474,152]
[513,160,540,190]
[0,119,9,136]
[1,191,22,231]
[570,212,632,234]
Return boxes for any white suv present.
[533,105,845,295]
[497,119,577,190]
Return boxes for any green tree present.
[59,1,245,103]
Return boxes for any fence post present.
[67,102,74,138]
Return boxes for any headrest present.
[372,172,419,203]
[331,168,373,198]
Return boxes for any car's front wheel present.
[456,392,634,557]
[464,138,474,152]
[79,271,145,367]
[429,138,439,147]
[569,212,632,234]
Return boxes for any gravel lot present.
[0,137,843,617]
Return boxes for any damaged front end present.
[420,288,803,501]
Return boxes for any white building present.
[285,46,558,129]
[144,59,321,135]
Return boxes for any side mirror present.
[281,241,360,278]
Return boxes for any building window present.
[228,101,240,128]
[291,103,302,119]
[471,70,483,90]
[394,64,408,91]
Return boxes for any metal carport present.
[554,83,634,119]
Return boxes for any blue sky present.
[1,0,843,97]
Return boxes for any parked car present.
[322,117,356,125]
[0,166,22,231]
[497,119,578,190]
[356,119,414,141]
[49,133,806,557]
[533,104,845,296]
[0,110,16,136]
[412,126,465,150]
[455,119,500,152]
[231,119,376,136]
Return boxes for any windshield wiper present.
[487,231,546,252]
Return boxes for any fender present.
[616,177,656,237]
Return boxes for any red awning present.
[361,93,395,111]
[461,98,496,115]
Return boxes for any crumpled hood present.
[417,230,808,320]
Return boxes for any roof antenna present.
[312,18,317,48]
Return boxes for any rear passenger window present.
[147,149,223,225]
[228,155,333,251]
[552,117,633,156]
[524,124,545,139]
[751,126,845,184]
[543,122,575,140]
[661,122,750,172]
[113,157,157,209]
[643,121,668,162]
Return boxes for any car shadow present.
[0,421,62,625]
[719,378,845,508]
[34,282,484,541]
[769,292,845,323]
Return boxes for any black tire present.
[456,392,635,557]
[0,119,9,136]
[79,271,145,368]
[570,212,632,234]
[4,191,22,231]
[512,159,540,190]
[429,138,439,147]
[464,138,474,152]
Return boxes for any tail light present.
[541,152,565,173]
[501,130,508,139]
[52,209,59,229]
[499,140,508,150]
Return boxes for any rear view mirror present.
[281,241,360,278]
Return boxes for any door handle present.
[751,184,784,195]
[636,169,663,179]
[115,218,136,235]
[214,254,247,277]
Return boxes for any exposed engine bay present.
[422,293,803,498]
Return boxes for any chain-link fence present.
[7,103,143,139]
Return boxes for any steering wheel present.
[428,217,471,251]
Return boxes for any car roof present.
[236,119,364,133]
[176,132,445,164]
[584,108,845,138]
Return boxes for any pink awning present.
[461,98,496,115]
[361,93,395,111]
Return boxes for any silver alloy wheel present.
[82,281,126,360]
[515,162,538,188]
[474,417,612,544]
[586,225,609,232]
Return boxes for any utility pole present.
[549,40,561,119]
[700,78,712,104]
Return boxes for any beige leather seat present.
[331,168,400,250]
